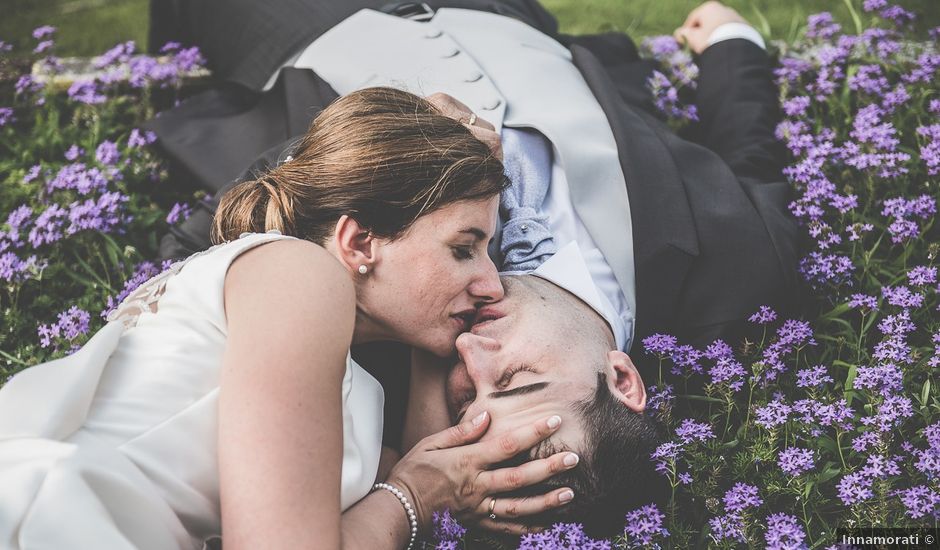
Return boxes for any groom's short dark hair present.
[501,373,669,538]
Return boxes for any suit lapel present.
[570,45,699,344]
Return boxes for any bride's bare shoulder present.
[224,238,355,325]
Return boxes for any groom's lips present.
[472,305,504,331]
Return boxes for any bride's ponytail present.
[209,87,508,246]
[213,170,297,242]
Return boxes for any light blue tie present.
[499,127,557,272]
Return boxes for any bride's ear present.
[606,351,646,413]
[332,215,378,274]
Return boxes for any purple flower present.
[0,41,12,53]
[881,285,924,309]
[896,486,940,519]
[159,41,182,54]
[647,70,698,122]
[860,454,901,479]
[37,306,91,348]
[646,383,674,415]
[432,509,465,542]
[33,40,54,54]
[723,483,762,513]
[0,107,14,127]
[95,140,120,166]
[93,41,135,69]
[854,363,903,397]
[705,339,733,360]
[624,503,669,547]
[709,514,746,543]
[22,165,41,184]
[848,293,877,311]
[641,35,680,58]
[32,26,56,39]
[15,75,43,96]
[678,471,693,485]
[166,202,193,225]
[47,163,109,195]
[670,344,704,375]
[643,333,677,356]
[755,398,792,429]
[28,204,67,247]
[859,395,913,432]
[173,46,205,72]
[519,523,611,550]
[128,128,157,148]
[778,447,815,477]
[675,418,715,445]
[799,252,853,288]
[709,357,747,392]
[67,80,107,105]
[0,252,45,283]
[848,64,889,96]
[838,472,874,506]
[852,431,882,453]
[846,222,873,241]
[881,84,910,112]
[764,513,807,550]
[806,12,841,40]
[749,305,777,324]
[66,191,131,236]
[796,365,833,388]
[65,145,84,161]
[651,441,683,475]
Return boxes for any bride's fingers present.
[473,415,563,466]
[477,488,575,521]
[480,450,579,494]
[419,410,490,451]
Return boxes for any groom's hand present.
[674,1,748,55]
[426,92,503,160]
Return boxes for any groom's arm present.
[675,2,785,184]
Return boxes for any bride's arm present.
[221,240,580,547]
[219,240,410,550]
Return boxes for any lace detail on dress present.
[106,231,282,329]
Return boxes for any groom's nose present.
[468,258,504,303]
[455,332,500,384]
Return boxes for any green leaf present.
[922,379,932,407]
[843,364,858,391]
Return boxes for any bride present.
[0,88,577,549]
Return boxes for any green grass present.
[0,0,937,56]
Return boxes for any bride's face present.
[364,195,503,356]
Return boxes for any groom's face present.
[445,276,612,448]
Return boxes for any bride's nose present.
[455,332,500,383]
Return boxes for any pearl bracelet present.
[372,482,418,550]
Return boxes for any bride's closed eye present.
[451,245,475,260]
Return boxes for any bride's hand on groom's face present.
[387,410,578,536]
[426,92,503,160]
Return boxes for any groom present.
[149,0,797,354]
[147,0,798,436]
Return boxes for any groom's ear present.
[332,215,378,272]
[606,351,646,413]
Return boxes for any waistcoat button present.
[481,98,502,110]
[464,71,483,82]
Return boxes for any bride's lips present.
[450,309,477,332]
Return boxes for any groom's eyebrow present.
[488,382,549,399]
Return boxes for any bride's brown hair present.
[212,87,508,245]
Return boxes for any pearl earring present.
[358,265,368,275]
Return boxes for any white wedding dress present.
[0,232,384,549]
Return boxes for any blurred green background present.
[0,0,938,56]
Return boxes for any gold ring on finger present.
[468,112,478,126]
[488,496,497,520]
